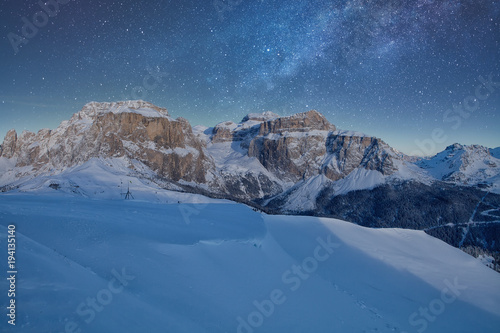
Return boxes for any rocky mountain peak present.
[241,111,280,122]
[258,109,335,135]
[418,143,499,187]
[0,100,214,184]
[4,100,498,204]
[76,100,169,120]
[207,109,395,183]
[443,143,492,156]
[212,110,334,144]
[0,129,18,159]
[445,143,465,151]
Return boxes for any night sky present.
[1,0,499,155]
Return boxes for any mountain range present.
[1,100,499,263]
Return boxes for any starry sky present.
[1,0,499,155]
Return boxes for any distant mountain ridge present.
[1,100,499,200]
[418,143,500,187]
[1,100,499,257]
[0,100,407,197]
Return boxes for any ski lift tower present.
[121,180,134,200]
[124,184,134,200]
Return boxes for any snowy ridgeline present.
[0,193,499,333]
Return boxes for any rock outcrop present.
[241,111,396,182]
[212,121,237,143]
[0,101,215,184]
[256,110,334,135]
[1,100,497,206]
[0,129,18,159]
[322,133,396,181]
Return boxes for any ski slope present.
[0,193,499,333]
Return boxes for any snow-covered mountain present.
[419,143,500,191]
[0,193,499,332]
[2,101,498,198]
[1,101,499,253]
[0,101,405,198]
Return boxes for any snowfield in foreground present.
[0,193,499,333]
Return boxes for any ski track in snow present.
[458,191,491,248]
[481,208,500,220]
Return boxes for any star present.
[0,0,498,155]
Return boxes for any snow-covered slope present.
[0,193,499,333]
[0,157,225,204]
[277,174,333,212]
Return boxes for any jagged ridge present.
[1,100,499,204]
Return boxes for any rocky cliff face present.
[0,102,405,201]
[322,133,396,181]
[0,129,18,159]
[199,109,401,197]
[0,101,215,184]
[1,100,498,204]
[256,110,333,135]
[246,110,332,182]
[222,110,398,183]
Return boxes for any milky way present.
[1,0,499,154]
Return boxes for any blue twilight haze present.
[0,0,499,155]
